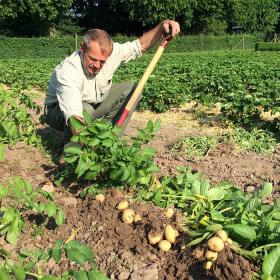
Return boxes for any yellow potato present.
[165,224,177,244]
[205,250,218,261]
[207,237,224,252]
[117,200,129,210]
[203,261,213,270]
[133,213,142,223]
[122,208,135,224]
[111,188,123,199]
[158,240,171,251]
[174,229,179,238]
[95,194,105,202]
[148,230,163,245]
[215,230,228,242]
[164,208,174,219]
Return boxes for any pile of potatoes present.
[95,193,231,261]
[96,193,180,252]
[203,229,231,270]
[147,223,179,251]
[116,198,179,251]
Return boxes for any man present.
[44,19,180,149]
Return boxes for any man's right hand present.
[69,115,86,135]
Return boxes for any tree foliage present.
[0,0,280,36]
[191,0,229,34]
[230,0,280,33]
[0,0,73,36]
[110,0,196,33]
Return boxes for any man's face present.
[81,40,109,76]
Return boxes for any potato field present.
[0,50,280,280]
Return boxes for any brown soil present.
[0,97,277,279]
[6,189,257,280]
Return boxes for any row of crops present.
[0,50,279,126]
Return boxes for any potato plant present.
[0,240,109,280]
[1,51,280,126]
[0,177,64,245]
[0,85,40,149]
[58,115,160,187]
[137,166,280,273]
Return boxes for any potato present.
[148,230,163,245]
[207,237,224,252]
[164,208,174,219]
[95,194,105,202]
[174,229,179,238]
[205,250,218,261]
[122,208,135,224]
[158,240,171,251]
[203,261,213,270]
[165,224,177,244]
[111,188,123,199]
[215,230,228,242]
[133,213,142,223]
[193,248,204,260]
[117,200,129,210]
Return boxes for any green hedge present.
[255,42,280,51]
[0,36,76,59]
[0,34,258,59]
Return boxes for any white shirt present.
[45,39,142,123]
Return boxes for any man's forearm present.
[139,23,162,53]
[139,19,180,53]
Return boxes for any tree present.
[109,0,196,34]
[190,0,229,34]
[72,0,137,35]
[0,0,74,36]
[230,0,280,34]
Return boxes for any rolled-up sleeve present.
[56,62,84,124]
[111,39,142,67]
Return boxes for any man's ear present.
[80,41,85,52]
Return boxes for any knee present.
[122,81,136,97]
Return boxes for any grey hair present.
[82,29,113,55]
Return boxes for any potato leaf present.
[65,240,95,265]
[0,267,10,280]
[41,276,59,280]
[226,224,256,242]
[52,240,64,263]
[12,265,25,280]
[64,145,83,155]
[0,143,4,162]
[46,202,57,218]
[69,117,86,134]
[73,271,88,280]
[55,209,65,226]
[262,246,280,278]
[6,218,22,245]
[258,182,272,199]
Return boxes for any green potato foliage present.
[57,114,160,187]
[0,177,64,245]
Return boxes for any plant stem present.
[229,243,258,261]
[252,242,280,254]
[219,207,232,213]
[26,271,41,279]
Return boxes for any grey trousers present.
[44,81,140,143]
